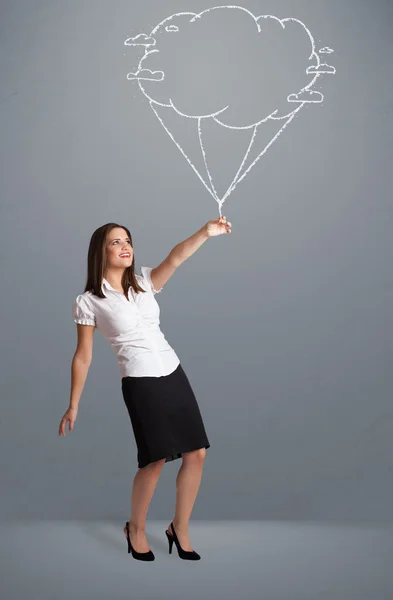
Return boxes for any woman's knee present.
[152,457,166,468]
[142,457,166,470]
[181,447,207,463]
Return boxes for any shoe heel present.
[165,529,174,553]
[126,522,132,553]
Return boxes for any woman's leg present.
[124,457,166,552]
[168,448,206,551]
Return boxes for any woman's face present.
[105,227,134,269]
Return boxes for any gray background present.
[1,0,393,526]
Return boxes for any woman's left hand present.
[204,216,232,238]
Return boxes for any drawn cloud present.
[135,6,331,128]
[127,68,164,82]
[288,90,323,103]
[306,63,336,75]
[319,46,334,54]
[125,33,156,47]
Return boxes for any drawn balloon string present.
[124,5,336,217]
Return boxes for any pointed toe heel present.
[125,521,155,561]
[165,522,201,560]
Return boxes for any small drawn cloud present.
[288,90,323,103]
[127,68,164,82]
[306,63,336,75]
[319,47,334,54]
[124,33,156,47]
[165,25,179,32]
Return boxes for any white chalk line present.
[198,118,220,202]
[149,101,218,202]
[222,111,298,201]
[218,102,304,202]
[148,87,304,207]
[220,123,258,200]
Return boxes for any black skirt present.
[121,362,211,468]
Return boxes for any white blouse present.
[72,266,180,378]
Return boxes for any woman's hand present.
[58,407,78,436]
[205,216,232,238]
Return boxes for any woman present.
[58,215,232,561]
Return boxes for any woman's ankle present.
[172,519,189,531]
[129,519,146,533]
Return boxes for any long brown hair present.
[83,223,147,298]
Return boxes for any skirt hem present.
[138,442,210,469]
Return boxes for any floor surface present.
[2,520,393,600]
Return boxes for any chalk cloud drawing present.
[288,90,324,103]
[319,46,334,54]
[306,63,336,75]
[124,5,336,216]
[127,68,165,82]
[125,33,156,47]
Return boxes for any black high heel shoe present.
[125,521,155,561]
[165,522,201,560]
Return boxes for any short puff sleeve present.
[72,294,96,326]
[140,265,163,294]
